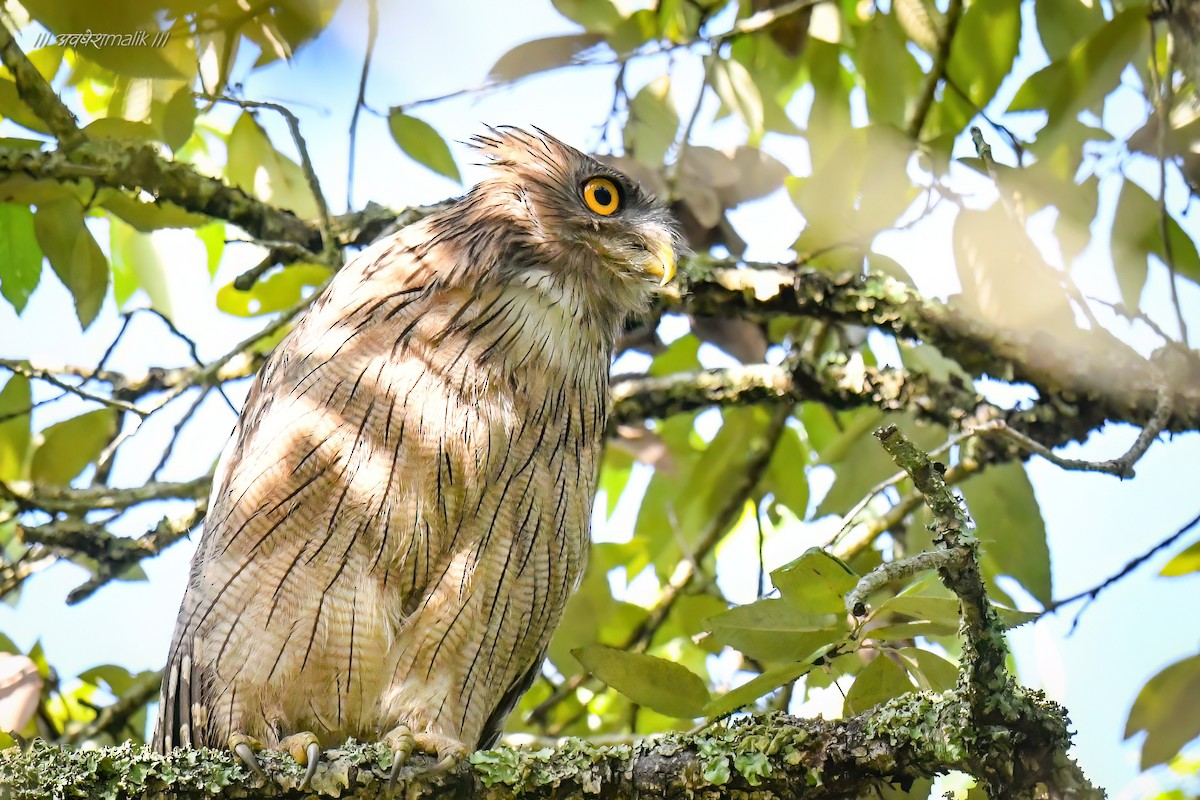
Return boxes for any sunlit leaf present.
[896,647,959,692]
[0,375,32,481]
[772,548,858,614]
[196,222,226,279]
[216,263,331,317]
[1126,654,1200,768]
[1035,0,1106,62]
[109,219,172,315]
[703,656,826,718]
[488,33,604,82]
[573,645,709,718]
[708,597,846,662]
[0,204,42,314]
[1111,179,1200,306]
[950,0,1021,109]
[624,76,679,168]
[856,11,922,129]
[1161,539,1200,577]
[387,112,462,183]
[30,408,119,485]
[161,84,198,151]
[32,199,109,328]
[226,112,320,218]
[551,0,623,32]
[712,58,764,137]
[844,654,914,714]
[960,462,1052,606]
[1007,9,1145,129]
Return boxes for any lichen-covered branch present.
[840,422,1094,796]
[0,22,83,146]
[0,706,1103,800]
[674,266,1200,435]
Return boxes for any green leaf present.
[708,597,845,662]
[97,190,208,231]
[896,647,959,692]
[0,375,32,481]
[763,424,808,517]
[1126,654,1200,768]
[30,408,119,485]
[572,645,710,719]
[959,462,1052,605]
[552,0,624,32]
[0,77,52,134]
[874,595,963,629]
[32,199,109,328]
[387,113,462,183]
[216,263,331,317]
[1161,539,1200,577]
[856,12,922,129]
[109,219,171,315]
[1111,179,1200,306]
[704,643,836,718]
[1007,9,1145,129]
[844,654,914,714]
[489,33,606,82]
[868,620,958,640]
[161,85,198,151]
[196,222,227,278]
[949,0,1021,109]
[226,112,320,218]
[624,76,679,168]
[1035,0,1106,62]
[0,204,43,314]
[81,118,158,143]
[712,58,764,137]
[77,664,134,696]
[648,333,700,376]
[772,548,859,614]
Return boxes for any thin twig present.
[1037,509,1200,633]
[906,0,964,140]
[1148,19,1191,342]
[980,384,1174,479]
[197,93,338,265]
[0,360,146,418]
[347,0,379,211]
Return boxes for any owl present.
[154,127,679,786]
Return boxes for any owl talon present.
[229,734,265,779]
[277,731,322,790]
[303,741,321,788]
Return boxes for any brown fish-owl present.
[153,127,679,784]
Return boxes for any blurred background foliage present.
[0,0,1198,797]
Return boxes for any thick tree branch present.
[0,144,321,252]
[0,22,82,146]
[0,705,1102,800]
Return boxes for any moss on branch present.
[0,704,1102,800]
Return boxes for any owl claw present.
[229,734,265,779]
[278,731,322,790]
[303,741,321,788]
[383,725,466,789]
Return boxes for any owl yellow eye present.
[582,177,621,216]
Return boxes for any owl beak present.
[642,239,676,286]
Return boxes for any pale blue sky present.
[0,1,1197,797]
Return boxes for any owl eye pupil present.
[594,186,612,206]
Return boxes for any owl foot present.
[278,731,322,790]
[384,725,468,788]
[228,733,266,779]
[228,731,322,789]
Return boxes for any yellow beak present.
[643,239,676,286]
